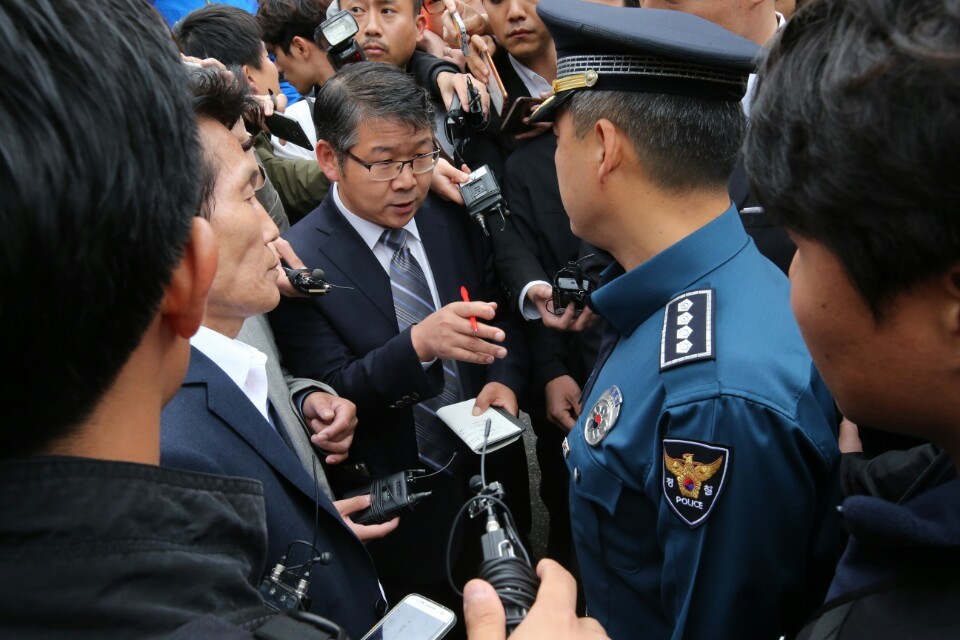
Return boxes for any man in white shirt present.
[160,66,394,640]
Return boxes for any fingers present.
[514,122,551,140]
[838,418,862,453]
[347,515,400,542]
[548,408,577,431]
[532,559,579,613]
[334,493,370,517]
[323,451,349,465]
[463,579,507,640]
[273,238,305,269]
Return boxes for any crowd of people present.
[1,0,958,639]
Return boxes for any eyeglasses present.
[422,0,446,15]
[344,148,441,181]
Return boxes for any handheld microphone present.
[447,420,539,635]
[284,266,332,296]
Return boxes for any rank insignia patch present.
[662,438,730,528]
[660,289,715,371]
[585,385,622,446]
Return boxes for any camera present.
[445,77,486,167]
[551,258,594,315]
[457,165,507,237]
[314,10,366,70]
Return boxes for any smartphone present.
[483,50,507,117]
[263,112,314,150]
[500,96,544,135]
[360,594,456,640]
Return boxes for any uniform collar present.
[591,204,748,337]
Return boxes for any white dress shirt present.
[191,326,274,427]
[332,183,442,366]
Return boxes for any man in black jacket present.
[0,1,262,636]
[745,0,960,636]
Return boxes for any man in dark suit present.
[160,67,393,640]
[268,62,530,628]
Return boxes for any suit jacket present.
[237,314,334,499]
[160,347,385,640]
[267,192,529,582]
[268,193,526,477]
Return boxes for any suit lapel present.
[186,348,341,523]
[314,198,396,325]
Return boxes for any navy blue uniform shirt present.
[565,205,841,640]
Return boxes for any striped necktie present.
[381,228,463,471]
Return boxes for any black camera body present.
[315,10,366,70]
[457,165,507,237]
[552,260,593,314]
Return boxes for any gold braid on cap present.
[551,69,599,94]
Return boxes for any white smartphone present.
[360,594,457,640]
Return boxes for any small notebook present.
[436,399,526,454]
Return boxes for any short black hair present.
[313,62,435,164]
[187,66,262,220]
[0,0,200,459]
[257,0,327,55]
[566,90,744,192]
[174,4,265,70]
[745,0,960,319]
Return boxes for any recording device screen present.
[360,595,455,640]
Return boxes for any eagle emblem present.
[663,451,723,499]
[662,438,730,528]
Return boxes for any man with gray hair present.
[269,62,529,628]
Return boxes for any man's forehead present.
[358,118,432,141]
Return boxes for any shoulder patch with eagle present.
[662,438,731,527]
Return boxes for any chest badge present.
[585,385,622,446]
[662,438,730,528]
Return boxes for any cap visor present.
[528,90,576,124]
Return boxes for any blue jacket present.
[565,206,841,640]
[161,348,385,640]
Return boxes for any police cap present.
[529,0,760,123]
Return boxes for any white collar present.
[331,182,423,248]
[191,326,271,424]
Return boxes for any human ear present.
[595,118,623,185]
[316,140,343,183]
[161,218,218,339]
[291,35,310,59]
[942,264,960,337]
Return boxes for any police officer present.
[528,2,842,639]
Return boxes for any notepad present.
[436,399,526,454]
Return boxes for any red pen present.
[460,286,479,332]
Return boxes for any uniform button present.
[561,438,570,459]
[375,597,388,618]
[573,467,581,483]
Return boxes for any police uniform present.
[530,2,843,639]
